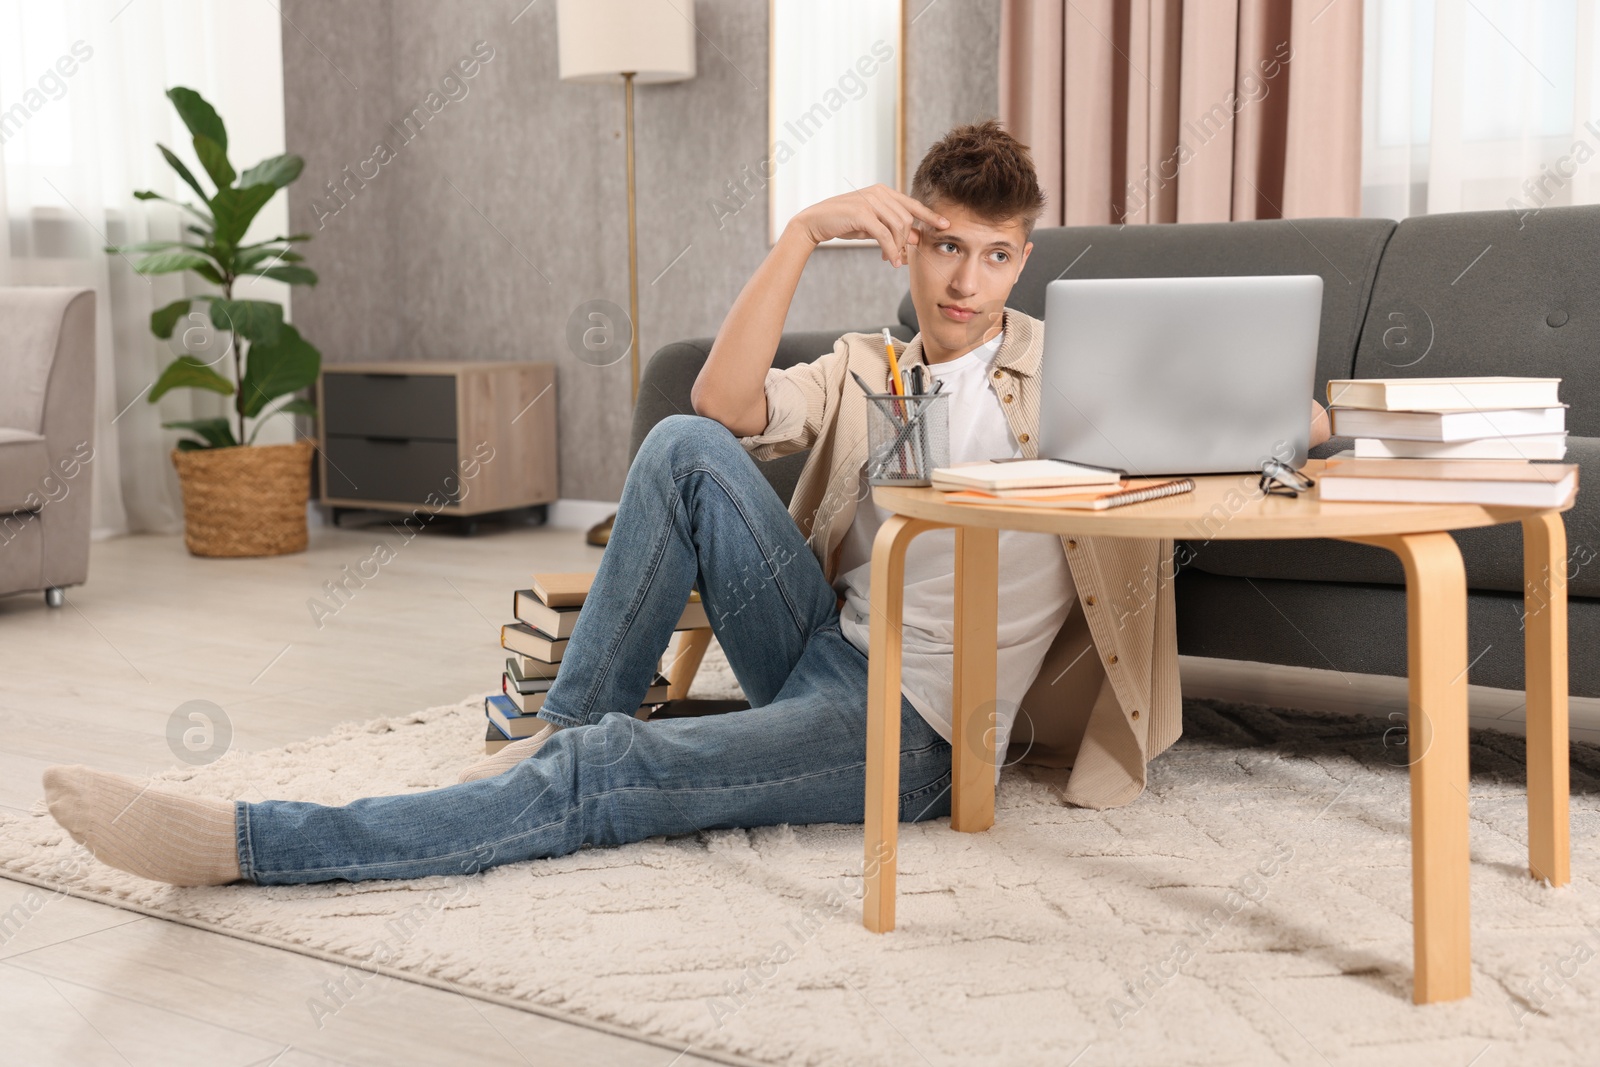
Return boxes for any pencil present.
[882,328,902,396]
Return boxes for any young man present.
[41,122,1328,887]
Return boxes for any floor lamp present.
[558,0,696,546]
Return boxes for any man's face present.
[907,198,1032,360]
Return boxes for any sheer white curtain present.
[1363,0,1600,219]
[0,0,289,538]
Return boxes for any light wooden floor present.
[3,519,1596,1065]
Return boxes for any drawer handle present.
[361,372,408,379]
[365,435,409,444]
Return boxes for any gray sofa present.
[633,206,1598,697]
[1,287,97,607]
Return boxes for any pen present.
[849,369,877,395]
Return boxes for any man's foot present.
[41,765,241,886]
[457,722,562,783]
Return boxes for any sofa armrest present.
[39,289,97,586]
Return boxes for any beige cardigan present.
[738,308,1182,809]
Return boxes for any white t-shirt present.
[834,335,1077,776]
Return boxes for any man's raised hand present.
[789,184,949,268]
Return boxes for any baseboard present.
[547,499,618,530]
[304,499,616,530]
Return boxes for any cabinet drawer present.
[322,373,457,440]
[323,435,460,505]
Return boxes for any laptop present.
[1038,275,1324,476]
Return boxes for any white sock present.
[457,722,562,783]
[42,765,241,887]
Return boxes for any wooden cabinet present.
[317,362,556,517]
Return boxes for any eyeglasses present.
[1259,459,1315,498]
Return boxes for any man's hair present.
[910,120,1047,235]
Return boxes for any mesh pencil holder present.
[865,392,950,486]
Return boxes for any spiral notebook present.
[940,477,1195,510]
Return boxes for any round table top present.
[870,460,1573,540]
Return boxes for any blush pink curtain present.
[999,0,1362,225]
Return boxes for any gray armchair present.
[0,287,96,606]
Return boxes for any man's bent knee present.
[634,414,747,474]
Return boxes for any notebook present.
[941,478,1195,510]
[930,458,1122,492]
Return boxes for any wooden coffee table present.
[861,460,1574,1004]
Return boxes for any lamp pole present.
[623,71,640,400]
[590,72,641,546]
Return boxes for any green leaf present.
[125,247,224,284]
[148,355,236,402]
[157,144,211,203]
[161,417,238,448]
[210,184,277,246]
[238,154,304,190]
[190,260,225,285]
[150,299,191,339]
[208,298,283,345]
[249,264,318,287]
[175,438,211,451]
[238,323,320,417]
[131,250,215,276]
[193,133,235,189]
[133,189,214,226]
[235,245,303,270]
[166,87,226,152]
[240,234,311,248]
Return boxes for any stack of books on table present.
[483,572,708,754]
[1322,376,1578,507]
[930,459,1194,509]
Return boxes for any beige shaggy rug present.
[3,643,1600,1066]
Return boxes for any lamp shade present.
[557,0,697,84]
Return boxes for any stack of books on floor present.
[930,458,1194,509]
[1322,376,1578,506]
[484,572,708,754]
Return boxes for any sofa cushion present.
[1351,203,1600,436]
[0,427,49,512]
[1187,435,1600,598]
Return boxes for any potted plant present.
[108,87,321,558]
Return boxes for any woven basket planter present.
[171,439,314,558]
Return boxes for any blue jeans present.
[237,415,953,884]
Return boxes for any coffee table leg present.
[953,526,999,832]
[1382,532,1473,1004]
[1523,512,1571,887]
[864,515,939,934]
